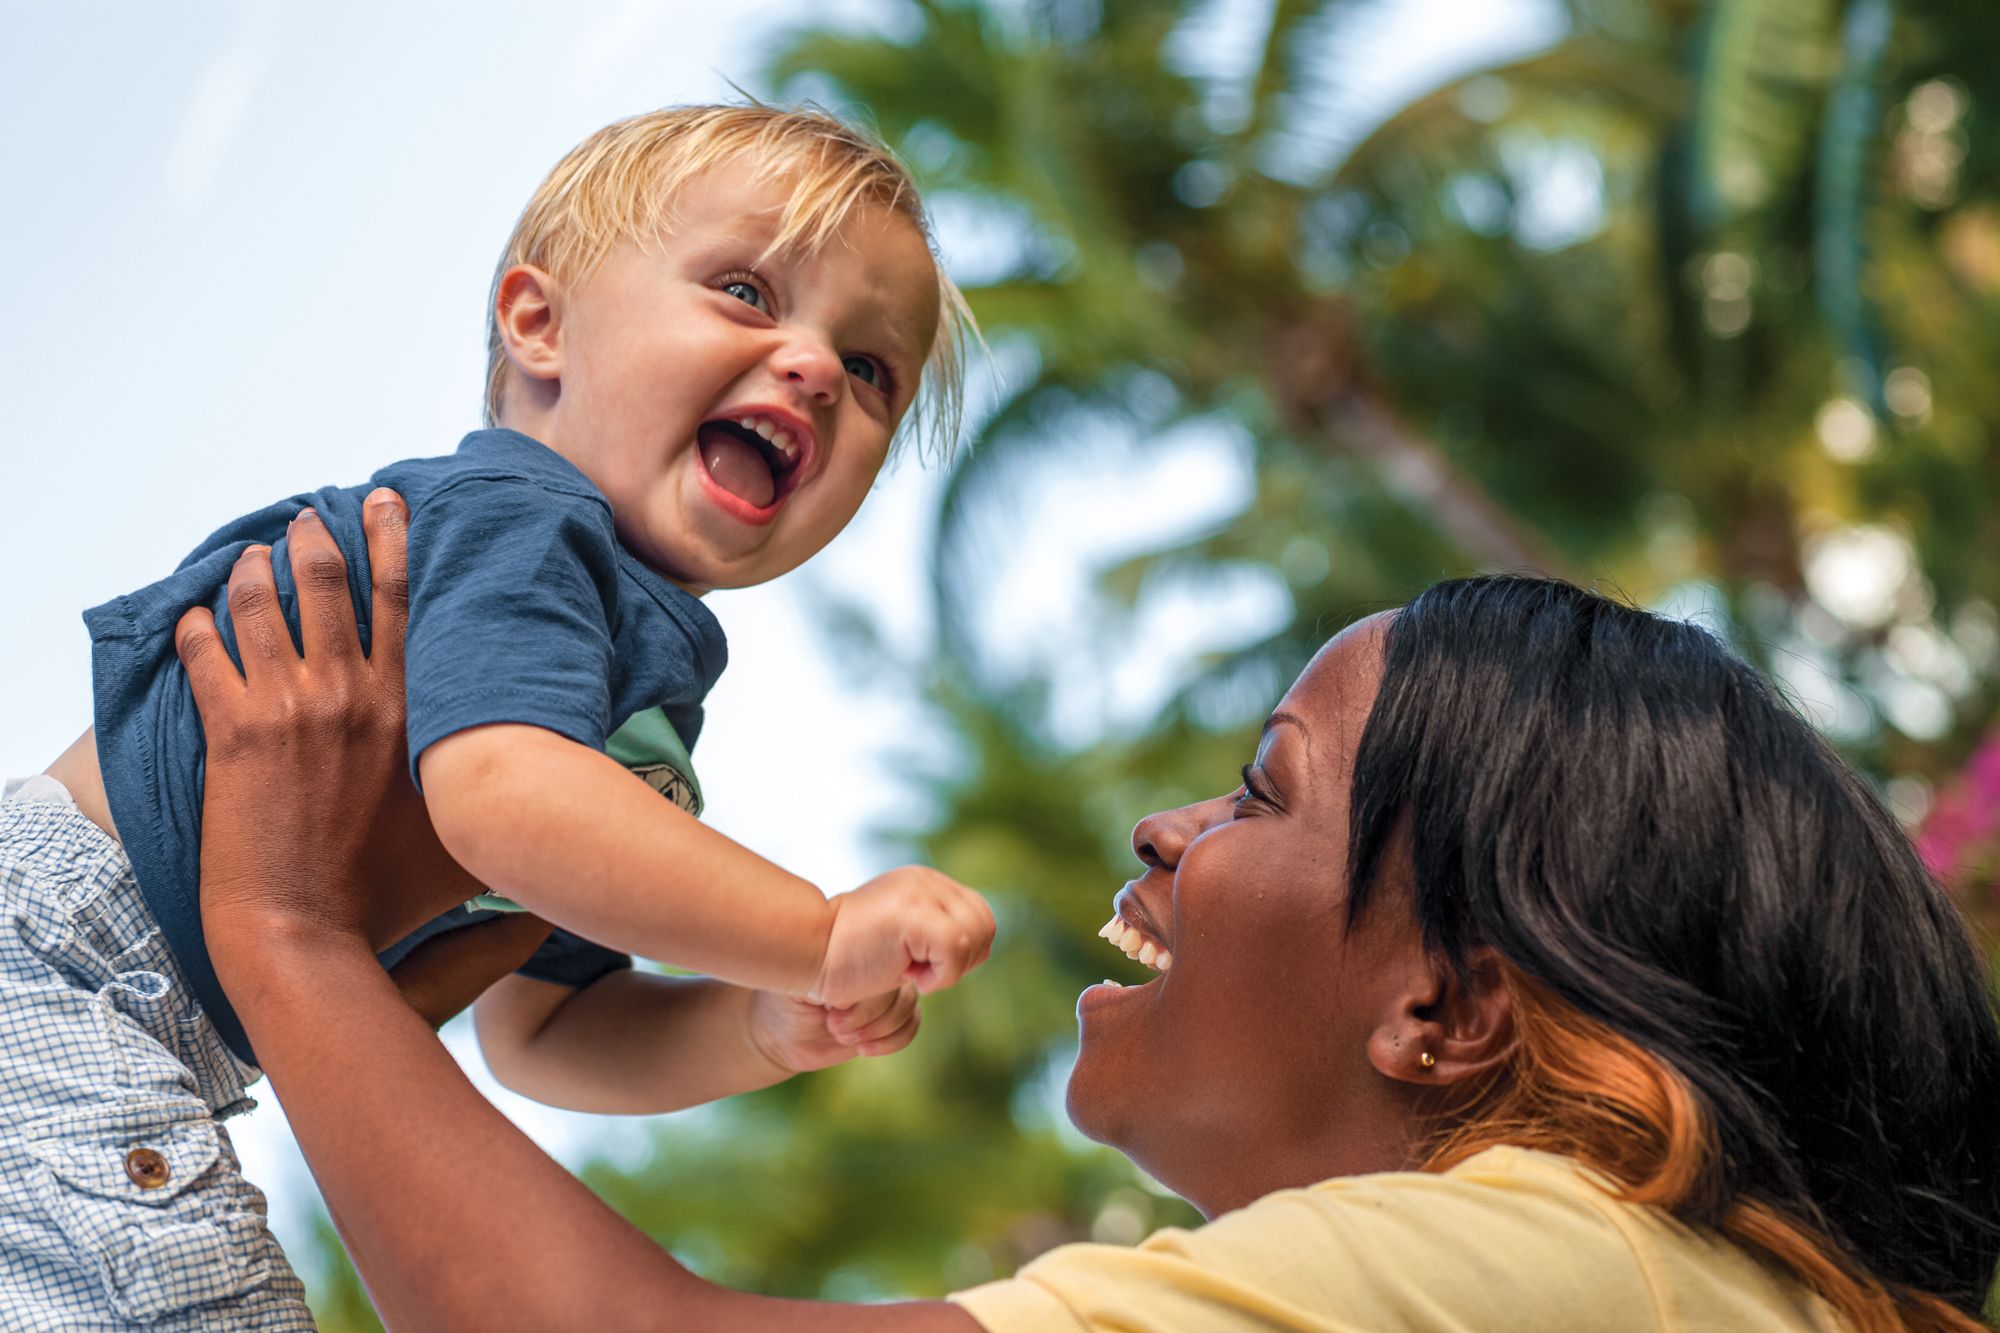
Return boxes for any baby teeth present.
[1156,950,1172,971]
[1138,941,1157,967]
[730,414,803,465]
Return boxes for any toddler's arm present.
[421,724,996,1004]
[422,724,831,993]
[473,972,921,1114]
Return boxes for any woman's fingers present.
[289,509,361,663]
[226,544,294,686]
[175,606,245,712]
[362,488,411,671]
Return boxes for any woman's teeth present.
[1096,915,1171,972]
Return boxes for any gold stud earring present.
[1419,1051,1436,1070]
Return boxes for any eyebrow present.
[886,327,922,371]
[1261,711,1309,737]
[848,298,923,363]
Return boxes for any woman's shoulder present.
[950,1148,1844,1333]
[1290,1147,1841,1330]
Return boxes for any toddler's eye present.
[722,280,769,312]
[844,355,884,388]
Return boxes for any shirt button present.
[125,1148,170,1190]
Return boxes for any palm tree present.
[772,0,2000,796]
[776,0,1576,664]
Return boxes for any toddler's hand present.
[807,866,995,1009]
[747,982,921,1073]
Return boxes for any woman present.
[174,496,2000,1330]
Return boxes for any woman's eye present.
[721,280,768,312]
[1235,764,1276,813]
[844,355,883,388]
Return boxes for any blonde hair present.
[484,103,973,462]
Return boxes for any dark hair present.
[1347,576,2000,1322]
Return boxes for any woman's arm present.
[184,495,978,1332]
[226,928,973,1331]
[393,914,555,1029]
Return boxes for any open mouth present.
[696,410,809,514]
[1096,909,1172,976]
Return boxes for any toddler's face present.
[534,168,941,591]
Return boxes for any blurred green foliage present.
[308,0,2000,1323]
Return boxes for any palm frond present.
[1238,0,1352,148]
[1813,0,1894,413]
[769,2,1007,167]
[1331,33,1682,190]
[1686,0,1840,234]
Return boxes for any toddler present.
[2,104,991,1327]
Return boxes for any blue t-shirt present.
[84,429,728,1061]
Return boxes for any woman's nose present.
[772,334,843,404]
[1131,796,1228,870]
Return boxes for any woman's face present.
[1066,613,1435,1215]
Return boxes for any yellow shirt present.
[948,1146,1843,1332]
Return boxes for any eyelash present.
[715,268,774,311]
[1237,764,1275,809]
[848,354,897,399]
[715,270,898,399]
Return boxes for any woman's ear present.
[1368,947,1514,1088]
[494,265,564,386]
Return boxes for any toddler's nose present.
[773,335,843,404]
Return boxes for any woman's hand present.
[178,490,490,989]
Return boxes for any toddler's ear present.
[494,265,563,384]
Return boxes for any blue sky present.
[1,0,1558,1294]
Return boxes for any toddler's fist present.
[807,866,995,1009]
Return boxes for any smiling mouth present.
[1097,913,1172,974]
[697,412,806,512]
